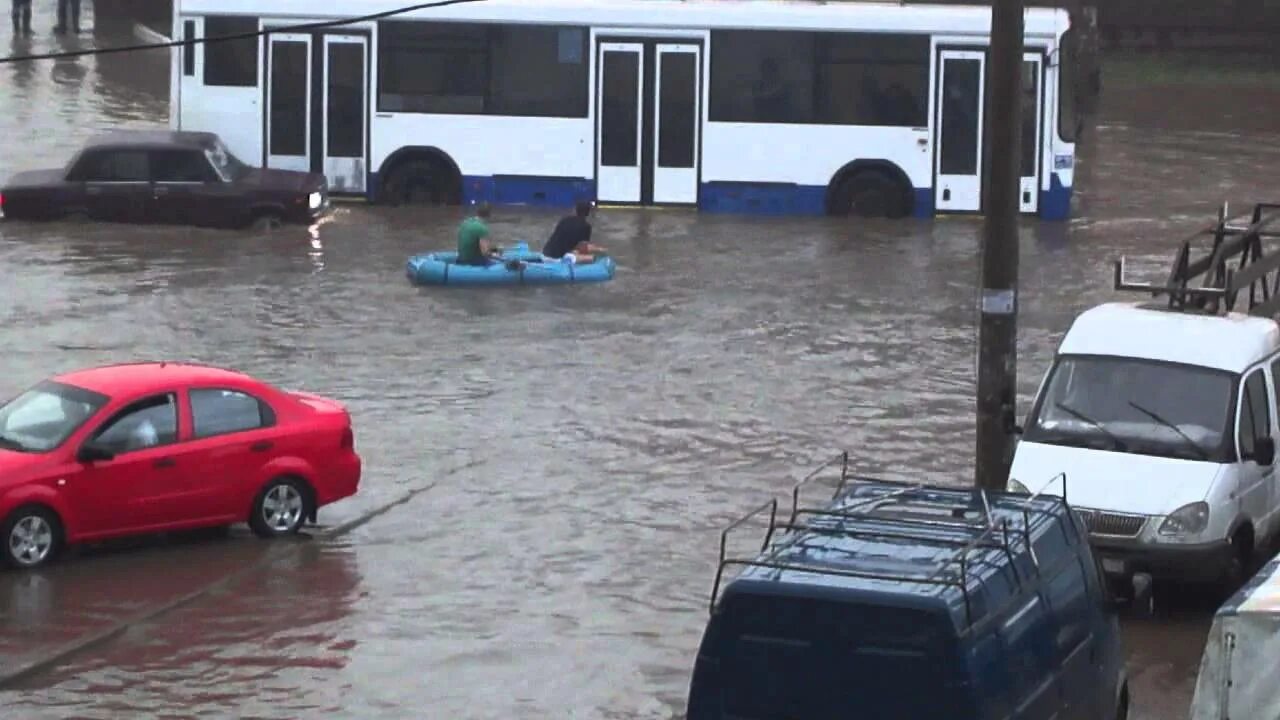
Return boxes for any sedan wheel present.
[3,507,60,570]
[250,478,308,538]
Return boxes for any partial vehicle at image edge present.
[1008,203,1280,606]
[0,362,361,570]
[0,130,329,230]
[687,453,1128,720]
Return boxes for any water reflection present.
[8,35,35,93]
[49,31,87,88]
[8,538,363,716]
[0,33,1279,719]
[0,530,274,672]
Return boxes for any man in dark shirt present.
[542,200,606,263]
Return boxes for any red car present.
[0,362,361,569]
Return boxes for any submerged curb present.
[0,484,436,689]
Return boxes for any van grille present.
[1075,508,1147,537]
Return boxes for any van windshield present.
[714,592,966,719]
[1025,355,1236,462]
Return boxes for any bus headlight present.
[308,191,322,210]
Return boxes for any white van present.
[1009,299,1280,598]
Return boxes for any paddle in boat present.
[406,242,616,287]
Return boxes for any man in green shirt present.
[457,203,499,266]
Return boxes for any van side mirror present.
[76,443,114,464]
[1255,436,1275,466]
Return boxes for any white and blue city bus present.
[169,0,1081,219]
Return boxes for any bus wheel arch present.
[826,161,914,219]
[377,147,463,206]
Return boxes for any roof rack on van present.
[1113,201,1280,316]
[707,453,1065,628]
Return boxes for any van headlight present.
[1007,478,1031,494]
[1158,501,1210,537]
[308,191,322,210]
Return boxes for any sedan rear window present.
[72,150,150,182]
[191,389,274,438]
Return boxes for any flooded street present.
[4,6,1280,718]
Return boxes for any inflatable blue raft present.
[406,242,616,287]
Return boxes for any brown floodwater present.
[3,7,1280,718]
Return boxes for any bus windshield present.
[1025,356,1236,462]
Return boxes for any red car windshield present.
[0,380,109,453]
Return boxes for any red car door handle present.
[153,457,176,468]
[250,441,273,452]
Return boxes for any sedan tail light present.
[340,427,354,450]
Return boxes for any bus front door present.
[264,31,369,195]
[596,39,702,206]
[265,33,313,176]
[1019,53,1045,215]
[934,49,985,213]
[320,35,368,195]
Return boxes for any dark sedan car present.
[0,130,329,229]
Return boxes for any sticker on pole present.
[981,289,1016,315]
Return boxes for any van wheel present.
[1224,530,1252,592]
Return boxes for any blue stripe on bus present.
[699,183,827,216]
[365,171,1071,220]
[1039,173,1072,221]
[699,182,935,219]
[911,188,933,219]
[462,175,595,208]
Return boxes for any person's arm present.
[479,228,499,256]
[582,223,606,253]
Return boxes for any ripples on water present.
[4,14,1280,717]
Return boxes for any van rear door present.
[689,589,974,720]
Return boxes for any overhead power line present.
[0,0,487,64]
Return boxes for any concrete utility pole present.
[974,0,1024,491]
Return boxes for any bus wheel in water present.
[833,170,910,219]
[382,158,460,207]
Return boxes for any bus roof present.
[177,0,1070,38]
[720,483,1074,635]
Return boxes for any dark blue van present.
[686,454,1129,720]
